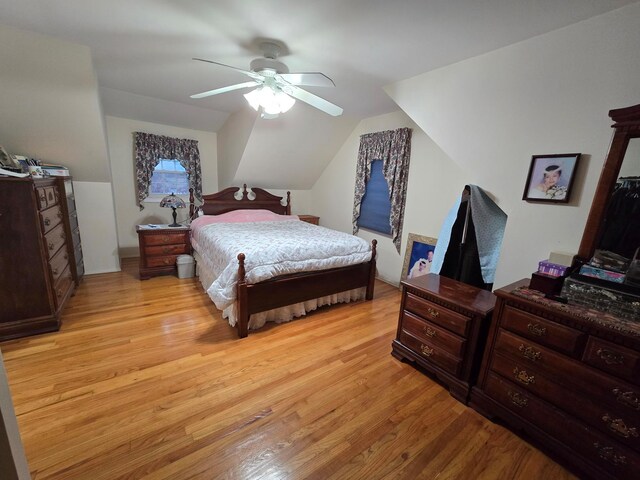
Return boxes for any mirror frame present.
[577,103,640,261]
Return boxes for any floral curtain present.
[352,127,412,252]
[134,132,202,210]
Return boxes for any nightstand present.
[298,215,320,225]
[136,224,191,280]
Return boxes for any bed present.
[188,185,377,338]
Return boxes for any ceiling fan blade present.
[284,85,343,116]
[193,57,264,81]
[278,72,335,87]
[190,81,259,99]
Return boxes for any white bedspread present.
[195,219,372,326]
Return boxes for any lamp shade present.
[243,85,296,118]
[160,193,186,227]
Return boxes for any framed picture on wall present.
[401,233,437,281]
[522,153,581,203]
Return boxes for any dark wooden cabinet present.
[298,215,319,225]
[56,177,84,285]
[0,177,76,340]
[392,274,496,403]
[470,280,640,480]
[136,225,191,279]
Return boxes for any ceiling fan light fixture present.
[243,86,295,117]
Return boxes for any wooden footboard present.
[235,239,377,338]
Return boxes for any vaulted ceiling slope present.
[0,1,637,186]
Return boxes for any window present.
[357,160,392,234]
[149,159,189,196]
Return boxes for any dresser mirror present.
[577,103,640,263]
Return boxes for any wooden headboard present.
[190,184,291,217]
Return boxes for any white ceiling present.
[1,0,637,131]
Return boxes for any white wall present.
[311,111,468,285]
[105,116,218,256]
[385,3,640,288]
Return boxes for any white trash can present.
[176,254,195,278]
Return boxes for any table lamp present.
[159,193,186,227]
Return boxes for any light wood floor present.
[1,259,575,479]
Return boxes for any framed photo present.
[522,153,581,203]
[401,233,437,281]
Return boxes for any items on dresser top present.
[0,177,76,340]
[391,273,496,403]
[471,279,640,480]
[137,224,191,280]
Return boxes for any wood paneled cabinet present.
[137,225,191,279]
[0,177,76,340]
[392,274,496,403]
[470,280,640,480]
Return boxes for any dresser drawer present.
[484,372,639,478]
[491,353,640,452]
[144,244,190,257]
[501,306,586,356]
[36,187,49,210]
[53,266,73,310]
[399,331,462,376]
[493,328,640,414]
[145,255,180,268]
[44,186,58,207]
[44,223,67,259]
[402,310,466,358]
[68,210,79,231]
[584,338,640,384]
[49,246,69,282]
[404,292,470,337]
[144,232,189,246]
[40,205,63,233]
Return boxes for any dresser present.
[0,177,75,340]
[298,215,319,225]
[56,177,84,285]
[136,225,191,279]
[392,274,496,403]
[470,280,640,480]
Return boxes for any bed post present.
[366,239,377,300]
[286,191,291,215]
[188,188,195,220]
[236,253,249,338]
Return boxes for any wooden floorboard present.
[1,258,575,479]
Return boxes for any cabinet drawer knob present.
[52,268,59,275]
[597,348,624,365]
[593,442,627,466]
[602,413,638,438]
[426,307,439,318]
[507,390,529,408]
[420,344,434,357]
[48,242,55,250]
[423,326,436,338]
[162,236,170,243]
[527,323,547,336]
[163,258,171,265]
[44,218,51,226]
[518,344,541,362]
[40,195,46,203]
[513,367,535,385]
[57,288,63,297]
[612,388,640,410]
[162,247,172,254]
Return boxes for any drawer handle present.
[513,367,535,385]
[602,413,638,438]
[597,348,624,365]
[423,326,436,338]
[612,388,640,410]
[162,247,172,254]
[52,268,59,275]
[527,323,546,336]
[518,344,541,362]
[420,344,434,357]
[40,195,46,203]
[507,390,528,408]
[57,288,63,297]
[593,442,627,466]
[163,258,171,265]
[162,236,170,243]
[426,307,439,318]
[48,242,55,250]
[44,218,51,226]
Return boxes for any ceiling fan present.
[190,41,343,118]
